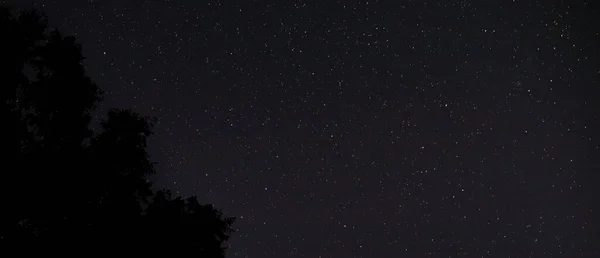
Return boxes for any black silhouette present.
[1,5,234,255]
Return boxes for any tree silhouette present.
[141,190,236,256]
[1,5,235,255]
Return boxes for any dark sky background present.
[7,0,600,257]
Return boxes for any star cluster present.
[9,0,599,257]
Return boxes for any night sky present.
[7,0,600,257]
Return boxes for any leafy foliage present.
[1,5,234,255]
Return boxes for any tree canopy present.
[1,5,234,255]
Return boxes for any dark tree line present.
[1,5,234,255]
